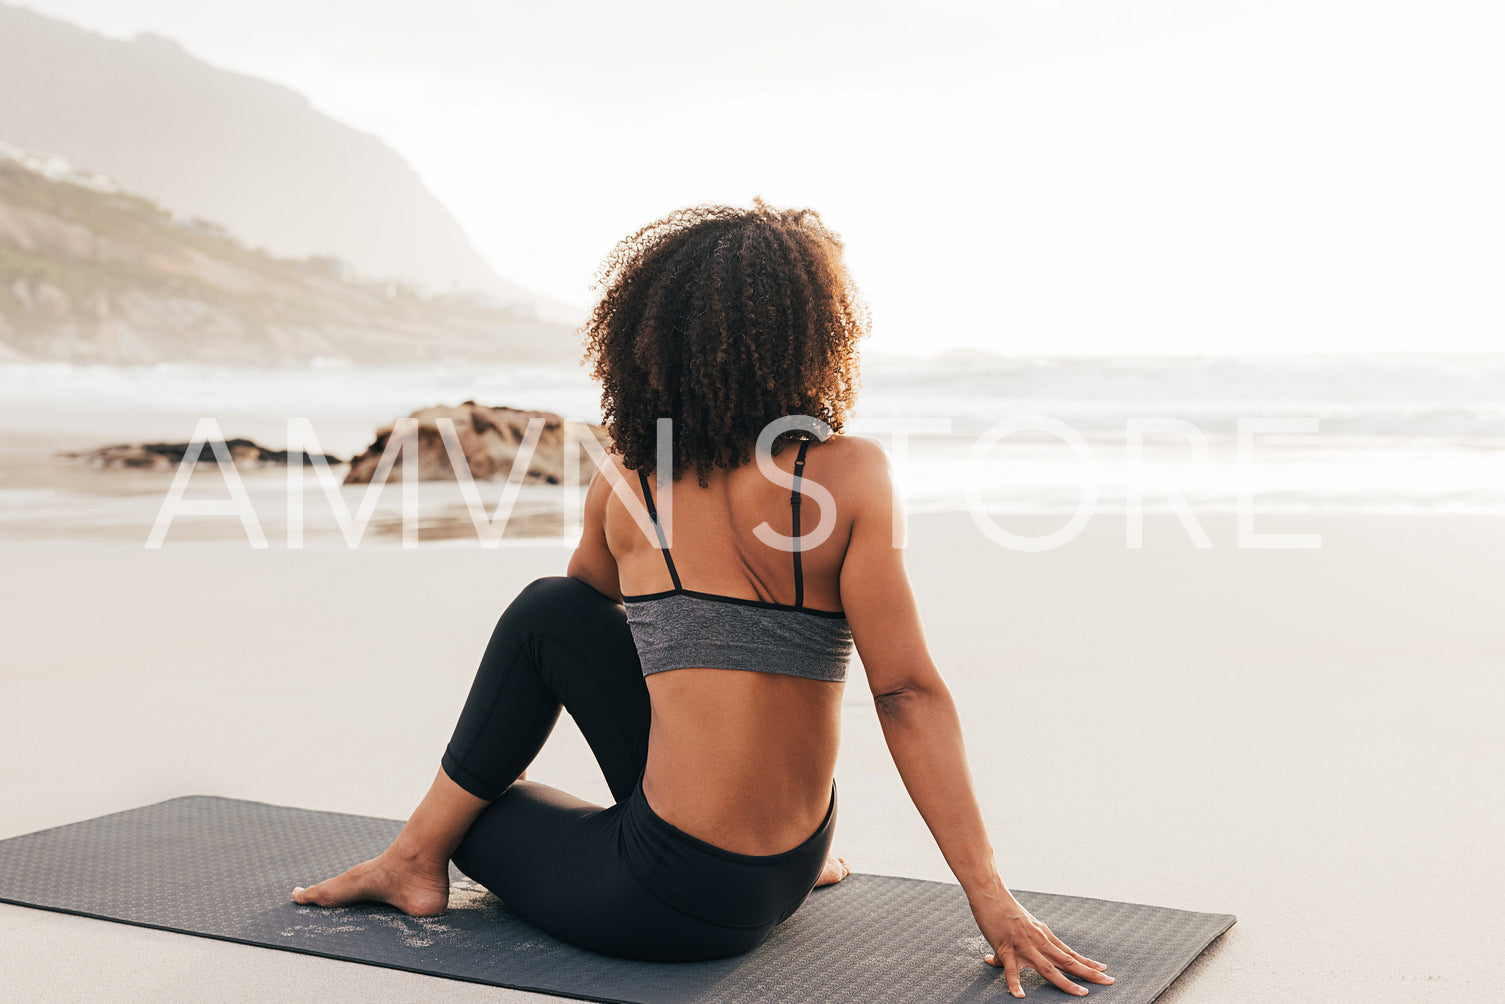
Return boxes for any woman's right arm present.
[837,439,1113,999]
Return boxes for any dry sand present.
[1,508,1502,1001]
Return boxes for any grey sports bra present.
[622,439,854,682]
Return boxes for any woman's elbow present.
[872,674,951,722]
[873,686,914,720]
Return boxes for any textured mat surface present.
[0,797,1233,1003]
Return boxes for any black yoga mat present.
[0,796,1233,1003]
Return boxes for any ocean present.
[2,352,1502,544]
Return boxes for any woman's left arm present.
[566,466,622,599]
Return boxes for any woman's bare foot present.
[291,846,450,917]
[815,853,851,887]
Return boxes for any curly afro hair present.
[582,199,868,486]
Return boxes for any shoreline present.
[7,376,1505,546]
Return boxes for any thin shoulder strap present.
[637,470,682,590]
[790,438,812,609]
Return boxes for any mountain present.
[0,151,578,364]
[0,4,566,316]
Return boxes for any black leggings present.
[442,576,835,962]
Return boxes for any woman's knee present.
[492,576,631,652]
[504,576,609,625]
[514,575,581,605]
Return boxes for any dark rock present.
[344,402,608,485]
[60,438,343,469]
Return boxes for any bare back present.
[582,436,866,855]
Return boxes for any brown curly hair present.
[582,200,868,486]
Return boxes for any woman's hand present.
[972,892,1114,998]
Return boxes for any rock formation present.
[60,439,343,470]
[344,402,608,485]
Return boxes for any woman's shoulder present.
[807,434,895,514]
[809,433,892,480]
[589,435,891,498]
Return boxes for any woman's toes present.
[291,862,373,908]
[815,853,851,887]
[292,855,449,916]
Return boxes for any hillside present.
[0,4,561,313]
[0,155,578,365]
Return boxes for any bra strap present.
[638,470,681,590]
[790,438,811,609]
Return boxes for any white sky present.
[15,0,1505,355]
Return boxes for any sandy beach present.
[2,503,1502,1002]
[5,0,1504,995]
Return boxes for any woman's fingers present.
[986,945,1103,998]
[1050,949,1115,986]
[1044,928,1107,971]
[982,917,1114,997]
[984,947,1027,998]
[1025,948,1089,997]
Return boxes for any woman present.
[293,202,1114,998]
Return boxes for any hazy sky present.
[16,0,1505,355]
